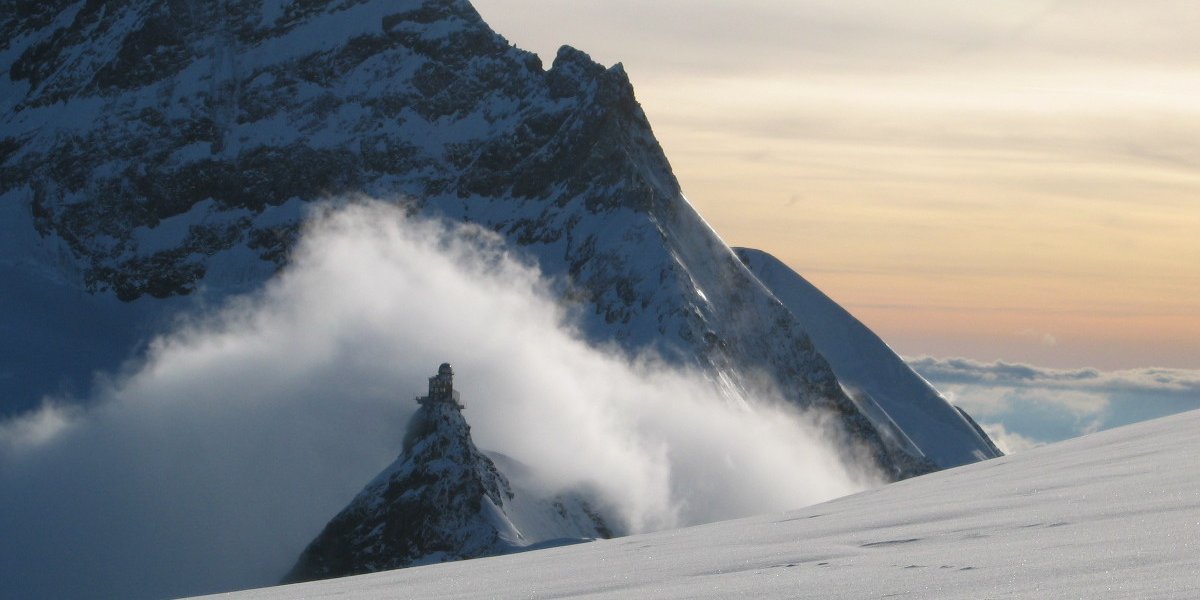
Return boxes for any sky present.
[472,0,1200,372]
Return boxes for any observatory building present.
[417,363,463,409]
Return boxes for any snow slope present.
[284,383,611,583]
[735,248,1002,468]
[197,409,1200,599]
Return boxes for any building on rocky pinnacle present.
[417,363,463,409]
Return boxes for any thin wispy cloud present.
[1016,329,1057,347]
[478,0,1200,78]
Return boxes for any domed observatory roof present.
[419,363,463,408]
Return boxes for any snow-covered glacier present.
[196,409,1200,600]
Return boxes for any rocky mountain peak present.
[547,45,617,94]
[1,0,668,299]
[283,363,514,582]
[283,364,609,583]
[2,0,991,481]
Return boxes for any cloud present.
[907,356,1200,394]
[911,355,1200,450]
[0,201,880,600]
[1016,329,1057,347]
[940,384,1108,447]
[978,422,1042,455]
[0,400,78,452]
[939,385,1109,419]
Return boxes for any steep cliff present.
[0,0,990,478]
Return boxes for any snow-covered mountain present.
[284,364,611,583]
[0,0,971,477]
[735,248,1002,468]
[197,409,1200,599]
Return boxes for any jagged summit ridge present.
[284,364,611,583]
[1,0,663,302]
[1,0,991,478]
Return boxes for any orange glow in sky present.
[474,0,1200,369]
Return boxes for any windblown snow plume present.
[0,201,880,600]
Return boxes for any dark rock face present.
[1,0,947,477]
[283,401,512,582]
[6,0,557,298]
[283,393,611,584]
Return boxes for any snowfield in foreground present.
[199,410,1200,599]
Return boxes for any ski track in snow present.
[196,409,1200,599]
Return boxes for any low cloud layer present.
[0,202,878,600]
[908,356,1200,394]
[909,356,1200,450]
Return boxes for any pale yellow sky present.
[473,0,1200,369]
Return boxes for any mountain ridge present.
[0,0,956,479]
[283,364,613,584]
[735,248,1002,467]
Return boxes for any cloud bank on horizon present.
[0,202,880,600]
[908,356,1200,452]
